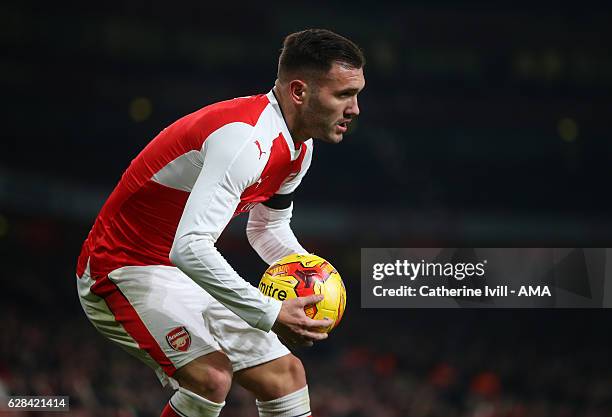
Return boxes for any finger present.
[304,317,333,329]
[302,330,329,341]
[297,294,324,306]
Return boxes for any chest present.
[234,134,305,216]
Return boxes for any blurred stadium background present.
[2,2,612,416]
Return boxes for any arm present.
[246,140,313,265]
[171,132,328,343]
[169,122,281,332]
[246,201,307,265]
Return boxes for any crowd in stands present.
[2,215,612,416]
[2,299,612,416]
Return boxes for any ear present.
[288,80,308,105]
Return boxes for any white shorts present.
[76,261,289,387]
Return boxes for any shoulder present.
[201,94,270,126]
[183,94,271,142]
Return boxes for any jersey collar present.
[266,89,305,160]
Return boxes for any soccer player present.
[76,28,365,417]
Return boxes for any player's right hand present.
[272,294,332,348]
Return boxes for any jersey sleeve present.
[275,139,313,195]
[169,122,282,332]
[246,202,308,265]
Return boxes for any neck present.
[273,82,309,143]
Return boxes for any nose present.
[346,96,360,117]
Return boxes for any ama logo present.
[518,286,551,296]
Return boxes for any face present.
[300,63,365,144]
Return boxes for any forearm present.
[246,203,308,265]
[171,232,281,333]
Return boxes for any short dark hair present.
[278,29,365,80]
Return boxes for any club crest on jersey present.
[166,326,191,352]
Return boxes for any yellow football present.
[259,253,346,333]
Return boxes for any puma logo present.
[254,140,266,159]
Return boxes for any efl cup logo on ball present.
[259,253,346,333]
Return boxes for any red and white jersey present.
[77,90,312,331]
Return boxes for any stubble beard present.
[303,94,340,144]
